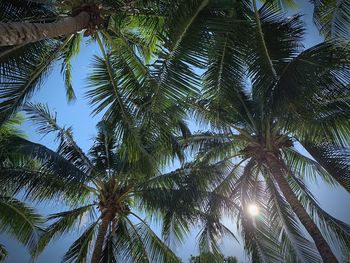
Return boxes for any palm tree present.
[0,116,44,262]
[182,3,350,263]
[0,0,166,124]
[0,0,163,46]
[0,103,221,262]
[190,252,239,263]
[1,0,277,131]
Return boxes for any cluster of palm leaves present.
[0,0,350,262]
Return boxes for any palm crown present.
[182,3,350,263]
[0,103,226,262]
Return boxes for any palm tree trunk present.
[91,213,111,263]
[0,12,90,46]
[266,155,339,263]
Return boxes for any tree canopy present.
[0,0,350,262]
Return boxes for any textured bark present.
[266,155,339,263]
[91,214,111,263]
[0,11,90,46]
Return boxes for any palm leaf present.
[60,33,82,102]
[0,196,44,250]
[62,222,98,263]
[0,243,7,262]
[24,103,92,171]
[0,39,63,125]
[124,214,180,263]
[34,204,95,257]
[0,137,90,202]
[303,141,350,192]
[272,42,350,142]
[267,178,321,262]
[288,174,350,251]
[312,0,350,39]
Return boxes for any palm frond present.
[0,39,63,125]
[201,25,255,129]
[60,33,82,102]
[267,178,321,262]
[272,42,350,143]
[89,121,119,174]
[0,137,90,202]
[197,211,238,257]
[283,147,337,185]
[34,204,95,257]
[248,4,304,103]
[86,37,146,164]
[0,113,25,138]
[312,0,350,39]
[148,0,212,111]
[24,103,92,171]
[0,243,7,262]
[0,195,44,250]
[239,207,282,263]
[62,222,98,263]
[0,0,55,22]
[124,214,181,263]
[182,131,243,162]
[288,174,350,251]
[302,141,350,192]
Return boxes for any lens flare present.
[248,204,259,217]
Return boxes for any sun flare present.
[247,204,259,217]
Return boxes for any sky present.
[1,1,350,262]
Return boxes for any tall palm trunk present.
[266,155,339,263]
[91,213,111,263]
[0,12,90,46]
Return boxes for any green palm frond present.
[0,196,44,250]
[0,113,25,139]
[239,207,282,263]
[89,121,118,174]
[0,135,88,181]
[137,162,228,245]
[113,217,149,263]
[62,222,98,263]
[86,38,145,163]
[302,141,350,192]
[0,243,7,262]
[267,178,321,262]
[0,39,63,125]
[119,14,164,62]
[248,3,304,103]
[103,24,149,77]
[202,26,254,128]
[34,204,95,256]
[272,42,350,141]
[0,137,90,202]
[311,0,350,39]
[182,132,243,162]
[148,0,213,111]
[124,214,181,263]
[161,212,191,248]
[24,103,92,171]
[0,165,89,203]
[288,174,350,251]
[60,33,82,102]
[283,147,337,185]
[197,211,237,257]
[0,0,55,22]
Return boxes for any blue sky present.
[2,1,350,262]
